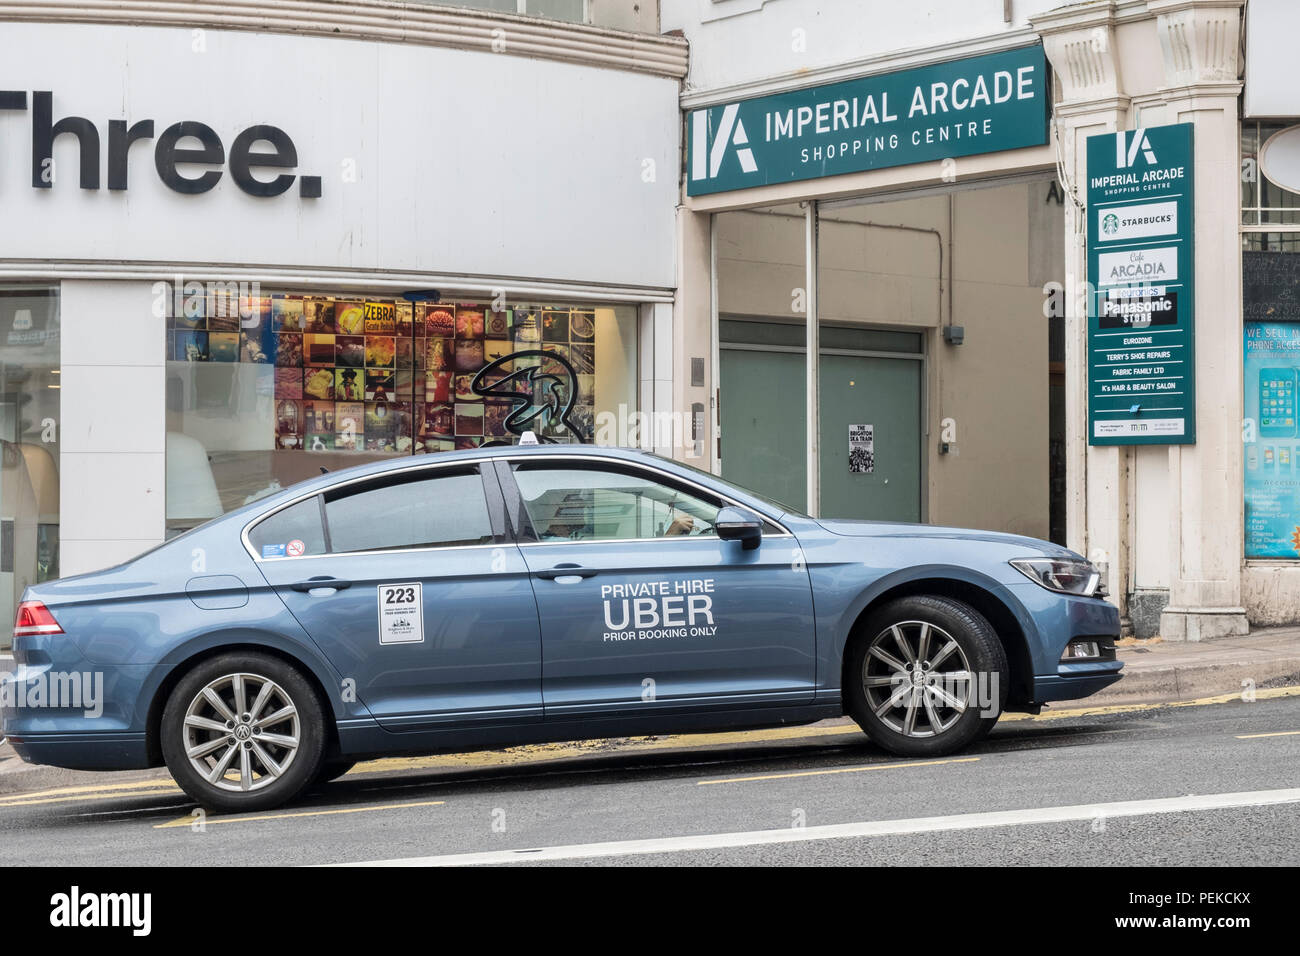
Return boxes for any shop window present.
[0,286,60,647]
[165,293,637,536]
[719,319,922,353]
[1242,242,1300,558]
[409,1,588,24]
[1242,122,1300,227]
[525,0,585,21]
[1243,120,1300,557]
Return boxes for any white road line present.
[333,787,1300,867]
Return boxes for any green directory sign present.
[686,46,1049,196]
[1086,123,1196,445]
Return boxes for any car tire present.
[846,595,1008,758]
[160,651,326,813]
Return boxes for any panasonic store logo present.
[1116,127,1157,168]
[0,90,322,198]
[691,104,758,184]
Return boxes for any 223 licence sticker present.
[377,582,424,645]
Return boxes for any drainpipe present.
[805,200,820,517]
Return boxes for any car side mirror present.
[716,506,763,550]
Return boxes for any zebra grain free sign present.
[1086,122,1196,445]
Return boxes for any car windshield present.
[641,452,809,518]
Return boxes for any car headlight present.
[1009,557,1102,596]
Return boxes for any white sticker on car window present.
[377,583,423,644]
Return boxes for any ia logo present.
[690,103,758,184]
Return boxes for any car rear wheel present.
[160,651,326,812]
[847,595,1007,757]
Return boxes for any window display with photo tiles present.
[166,294,598,454]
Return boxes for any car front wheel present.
[160,651,326,812]
[847,595,1008,757]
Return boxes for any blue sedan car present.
[1,445,1121,811]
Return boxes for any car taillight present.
[13,600,63,637]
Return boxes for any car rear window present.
[248,497,327,558]
[324,469,493,553]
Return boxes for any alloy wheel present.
[182,672,301,792]
[862,620,973,738]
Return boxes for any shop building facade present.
[3,0,1300,643]
[0,2,685,642]
[665,0,1300,638]
[664,0,1078,603]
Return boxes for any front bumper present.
[1010,582,1124,705]
[1031,667,1124,703]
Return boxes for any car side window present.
[324,468,493,554]
[512,463,722,542]
[248,497,327,558]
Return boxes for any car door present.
[251,462,542,731]
[495,456,816,717]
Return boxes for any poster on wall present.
[1244,321,1300,558]
[848,424,875,473]
[167,295,599,453]
[1085,122,1196,445]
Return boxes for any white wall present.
[1245,0,1300,117]
[59,280,166,576]
[662,0,1064,96]
[0,22,680,291]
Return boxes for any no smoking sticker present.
[286,540,306,557]
[377,582,423,645]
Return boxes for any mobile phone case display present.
[1245,321,1300,557]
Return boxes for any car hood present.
[814,518,1078,558]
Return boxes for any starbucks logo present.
[1102,213,1119,236]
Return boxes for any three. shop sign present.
[686,46,1049,196]
[1086,123,1196,445]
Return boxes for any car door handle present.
[535,564,598,581]
[289,577,353,593]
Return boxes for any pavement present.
[1104,628,1300,705]
[2,625,1299,798]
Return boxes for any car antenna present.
[319,466,329,474]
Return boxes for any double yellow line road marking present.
[152,758,978,829]
[152,799,446,829]
[697,756,979,786]
[0,778,180,809]
[1,685,1297,825]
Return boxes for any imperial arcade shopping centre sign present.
[1086,122,1196,446]
[685,46,1050,196]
